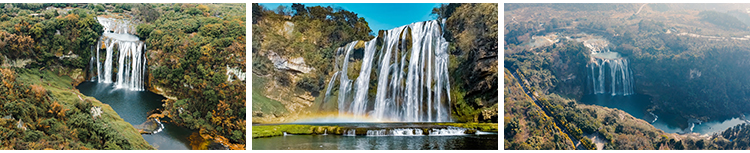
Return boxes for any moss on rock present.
[433,123,498,133]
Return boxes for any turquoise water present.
[580,94,748,134]
[77,81,195,150]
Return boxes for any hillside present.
[136,3,247,148]
[0,67,152,149]
[505,3,750,150]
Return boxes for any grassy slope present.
[16,68,153,150]
[251,75,288,118]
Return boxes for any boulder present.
[135,118,163,134]
[90,106,102,119]
[16,119,26,131]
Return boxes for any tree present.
[291,3,306,17]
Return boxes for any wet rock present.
[135,118,162,134]
[207,142,228,150]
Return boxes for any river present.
[77,81,195,150]
[580,94,749,134]
[252,123,497,150]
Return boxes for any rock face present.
[267,51,314,73]
[90,106,102,119]
[443,3,499,123]
[16,119,26,131]
[226,65,246,82]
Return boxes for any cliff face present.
[440,3,499,123]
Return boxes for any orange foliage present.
[48,101,68,118]
[30,84,46,100]
[197,129,245,150]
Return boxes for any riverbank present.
[15,67,153,149]
[147,77,246,150]
[433,123,498,133]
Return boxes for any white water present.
[361,127,465,136]
[226,65,246,82]
[588,49,634,96]
[92,17,146,91]
[97,17,136,35]
[429,127,467,136]
[391,128,423,136]
[344,129,356,136]
[649,112,658,123]
[151,118,165,134]
[366,129,387,136]
[337,41,358,115]
[349,39,378,116]
[327,20,451,122]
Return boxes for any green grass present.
[434,123,498,133]
[252,125,339,138]
[15,68,154,149]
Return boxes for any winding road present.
[635,3,648,15]
[510,70,585,150]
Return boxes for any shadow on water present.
[77,81,194,150]
[580,94,749,134]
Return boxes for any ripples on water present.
[252,135,498,150]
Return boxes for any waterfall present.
[344,129,356,136]
[429,126,467,136]
[587,48,634,96]
[325,20,451,122]
[93,17,147,91]
[366,129,387,136]
[391,128,423,136]
[349,39,378,116]
[337,41,358,115]
[355,127,464,136]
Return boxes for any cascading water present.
[366,129,387,136]
[325,20,451,122]
[91,17,147,91]
[356,127,465,136]
[345,129,356,136]
[587,48,634,96]
[391,128,423,136]
[429,126,467,136]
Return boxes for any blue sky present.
[259,3,441,32]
